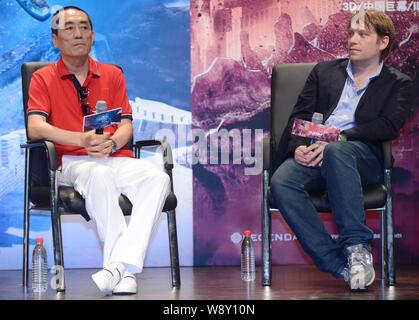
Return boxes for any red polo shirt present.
[27,56,134,164]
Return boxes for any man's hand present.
[294,144,316,166]
[81,131,112,158]
[294,141,328,167]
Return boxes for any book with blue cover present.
[83,108,122,132]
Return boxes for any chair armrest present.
[20,140,58,171]
[135,139,162,148]
[382,141,392,170]
[134,140,174,171]
[263,137,270,171]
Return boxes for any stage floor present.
[1,265,419,300]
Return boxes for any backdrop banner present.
[0,0,192,270]
[191,0,418,266]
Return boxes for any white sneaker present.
[345,244,375,291]
[113,274,137,295]
[91,262,125,296]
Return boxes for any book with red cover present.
[291,118,340,142]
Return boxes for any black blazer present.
[281,58,414,165]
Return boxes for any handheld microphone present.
[95,100,107,134]
[311,112,323,125]
[310,112,323,144]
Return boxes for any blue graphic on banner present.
[0,0,191,269]
[15,0,51,21]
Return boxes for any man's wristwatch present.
[111,139,118,153]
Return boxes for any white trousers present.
[57,155,171,274]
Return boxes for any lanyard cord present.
[70,74,84,98]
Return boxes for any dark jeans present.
[270,141,383,277]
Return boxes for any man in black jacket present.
[270,10,413,290]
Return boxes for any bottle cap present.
[243,230,252,237]
[35,238,44,244]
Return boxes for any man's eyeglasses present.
[60,24,92,37]
[78,86,91,115]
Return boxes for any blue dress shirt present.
[324,60,384,131]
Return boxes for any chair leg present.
[23,210,30,289]
[262,170,272,286]
[385,196,395,284]
[49,170,66,292]
[380,208,387,284]
[384,168,395,286]
[51,210,65,292]
[23,203,30,289]
[166,210,180,287]
[22,148,30,289]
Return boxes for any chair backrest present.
[270,63,316,173]
[22,62,52,138]
[22,62,53,191]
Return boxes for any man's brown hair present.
[348,10,396,60]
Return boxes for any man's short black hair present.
[51,6,93,35]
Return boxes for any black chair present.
[21,62,180,292]
[262,63,395,287]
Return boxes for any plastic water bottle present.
[241,230,255,281]
[32,237,48,293]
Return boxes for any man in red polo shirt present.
[27,6,170,296]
